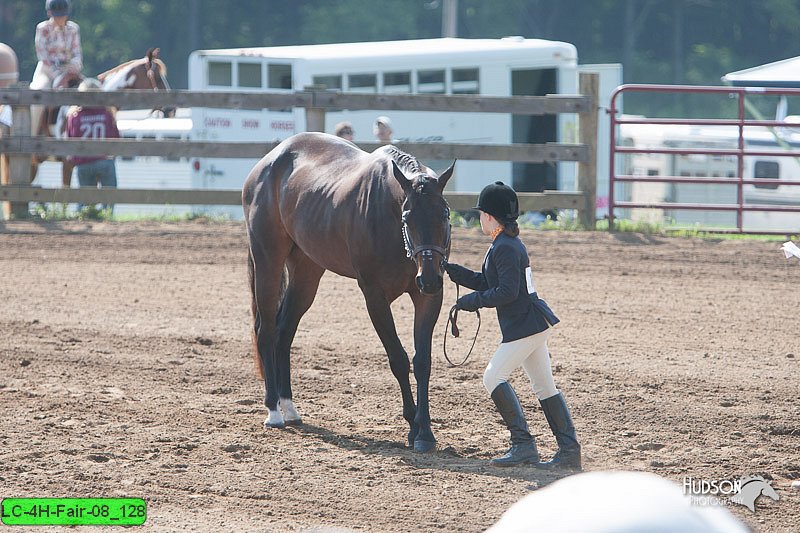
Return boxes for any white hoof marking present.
[264,409,285,428]
[280,398,302,423]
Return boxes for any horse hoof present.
[413,439,436,453]
[284,417,302,426]
[264,412,285,429]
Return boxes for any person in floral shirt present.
[31,0,82,90]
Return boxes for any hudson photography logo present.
[684,475,780,513]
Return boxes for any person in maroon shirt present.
[65,78,119,212]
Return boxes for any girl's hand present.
[456,294,479,312]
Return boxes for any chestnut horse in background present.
[30,48,171,186]
[243,132,454,453]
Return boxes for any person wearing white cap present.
[373,115,394,144]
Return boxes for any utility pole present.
[189,0,200,53]
[442,0,458,38]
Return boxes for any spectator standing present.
[65,78,119,213]
[373,116,394,144]
[334,121,354,141]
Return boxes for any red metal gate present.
[608,84,800,234]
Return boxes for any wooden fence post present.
[4,103,32,219]
[578,72,598,229]
[304,85,326,133]
[0,123,8,188]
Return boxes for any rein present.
[400,209,479,367]
[443,282,481,367]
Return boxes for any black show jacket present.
[446,232,559,343]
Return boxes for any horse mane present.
[97,59,138,82]
[384,146,437,193]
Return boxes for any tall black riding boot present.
[489,382,540,467]
[539,392,582,470]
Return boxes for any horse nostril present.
[415,275,424,291]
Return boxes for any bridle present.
[400,207,480,367]
[401,209,451,266]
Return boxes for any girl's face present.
[479,210,496,236]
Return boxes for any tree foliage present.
[2,0,800,116]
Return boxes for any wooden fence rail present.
[0,73,599,225]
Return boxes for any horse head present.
[393,159,455,295]
[143,48,175,117]
[98,48,174,117]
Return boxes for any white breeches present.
[483,328,559,400]
[31,62,54,90]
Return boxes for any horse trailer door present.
[511,69,557,193]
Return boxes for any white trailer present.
[187,37,620,212]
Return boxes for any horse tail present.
[248,247,264,378]
[245,149,293,379]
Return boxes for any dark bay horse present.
[31,48,171,185]
[243,132,454,453]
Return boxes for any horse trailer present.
[187,37,621,216]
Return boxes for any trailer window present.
[313,75,342,90]
[452,68,479,94]
[268,64,292,89]
[238,63,262,88]
[208,61,232,87]
[348,73,377,93]
[754,160,779,189]
[383,71,411,93]
[417,69,445,94]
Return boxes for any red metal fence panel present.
[608,84,800,234]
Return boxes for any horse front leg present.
[358,281,418,447]
[408,289,443,453]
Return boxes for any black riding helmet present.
[474,181,519,223]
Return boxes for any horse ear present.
[436,160,456,192]
[146,48,155,64]
[391,160,413,195]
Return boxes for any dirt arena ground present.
[1,220,798,532]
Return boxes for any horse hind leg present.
[275,248,325,425]
[249,235,292,429]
